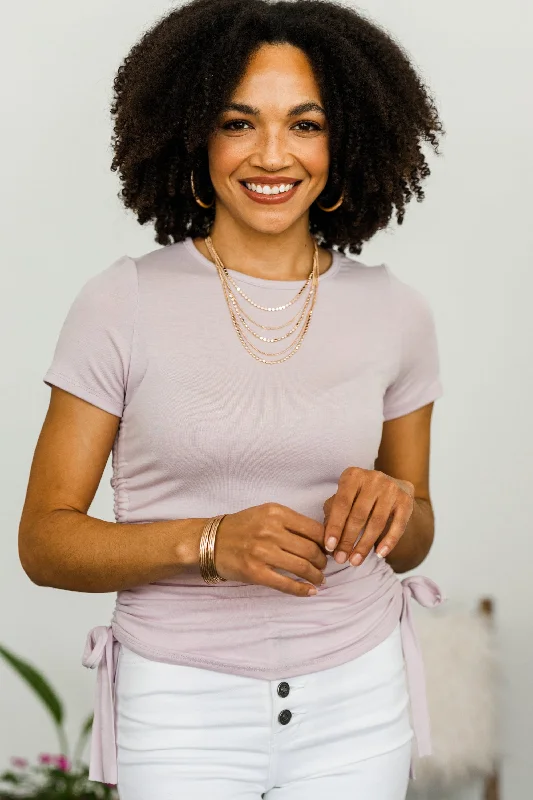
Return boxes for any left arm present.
[322,401,437,574]
[373,401,436,572]
[374,498,434,573]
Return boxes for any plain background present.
[1,2,531,798]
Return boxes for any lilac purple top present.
[43,237,446,784]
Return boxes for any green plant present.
[0,756,117,799]
[0,644,118,799]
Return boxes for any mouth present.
[238,180,303,205]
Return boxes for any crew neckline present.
[183,236,342,289]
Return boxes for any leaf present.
[80,713,94,739]
[0,643,64,726]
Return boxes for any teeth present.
[244,182,296,195]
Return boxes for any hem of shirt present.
[383,381,444,422]
[43,371,123,418]
[110,610,403,680]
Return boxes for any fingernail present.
[326,537,337,551]
[334,551,347,564]
[350,553,363,566]
[308,587,318,596]
[376,546,389,559]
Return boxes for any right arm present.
[18,386,208,593]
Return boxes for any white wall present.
[1,2,531,798]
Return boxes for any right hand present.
[213,503,328,597]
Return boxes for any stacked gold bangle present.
[199,514,227,584]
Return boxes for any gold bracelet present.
[199,514,227,584]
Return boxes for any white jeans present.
[115,621,414,799]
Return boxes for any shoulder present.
[381,263,435,321]
[333,252,392,310]
[128,240,190,280]
[332,251,386,289]
[336,254,431,306]
[72,254,138,315]
[55,254,140,346]
[83,253,137,290]
[333,255,438,343]
[69,239,201,321]
[334,250,386,279]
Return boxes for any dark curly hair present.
[110,0,445,255]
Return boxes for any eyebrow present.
[221,101,326,117]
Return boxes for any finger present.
[278,504,326,547]
[257,566,320,597]
[323,468,364,552]
[374,503,413,560]
[273,549,327,589]
[346,498,394,566]
[333,489,377,563]
[283,534,328,571]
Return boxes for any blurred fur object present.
[407,597,501,797]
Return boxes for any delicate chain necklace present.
[204,236,320,365]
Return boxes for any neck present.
[193,218,332,281]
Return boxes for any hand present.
[213,503,328,597]
[322,466,415,566]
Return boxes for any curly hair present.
[110,0,445,255]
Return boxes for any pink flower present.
[53,755,71,772]
[38,753,53,765]
[10,757,28,769]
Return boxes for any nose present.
[251,128,292,171]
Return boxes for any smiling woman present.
[21,1,446,799]
[108,0,444,255]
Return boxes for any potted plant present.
[0,644,118,799]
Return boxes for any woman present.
[19,0,446,797]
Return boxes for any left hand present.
[322,466,415,566]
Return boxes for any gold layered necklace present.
[204,235,320,365]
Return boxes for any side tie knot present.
[81,625,120,785]
[398,575,447,780]
[401,575,447,609]
[82,625,113,670]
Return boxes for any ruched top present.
[43,237,445,783]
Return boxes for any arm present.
[18,386,206,593]
[373,401,436,573]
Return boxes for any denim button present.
[278,709,292,725]
[277,681,290,698]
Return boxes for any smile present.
[239,180,302,204]
[244,181,296,194]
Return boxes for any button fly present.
[277,681,290,698]
[278,709,292,725]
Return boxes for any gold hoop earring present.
[190,169,214,209]
[315,190,344,212]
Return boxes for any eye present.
[293,121,322,132]
[222,119,251,131]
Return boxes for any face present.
[206,43,330,234]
